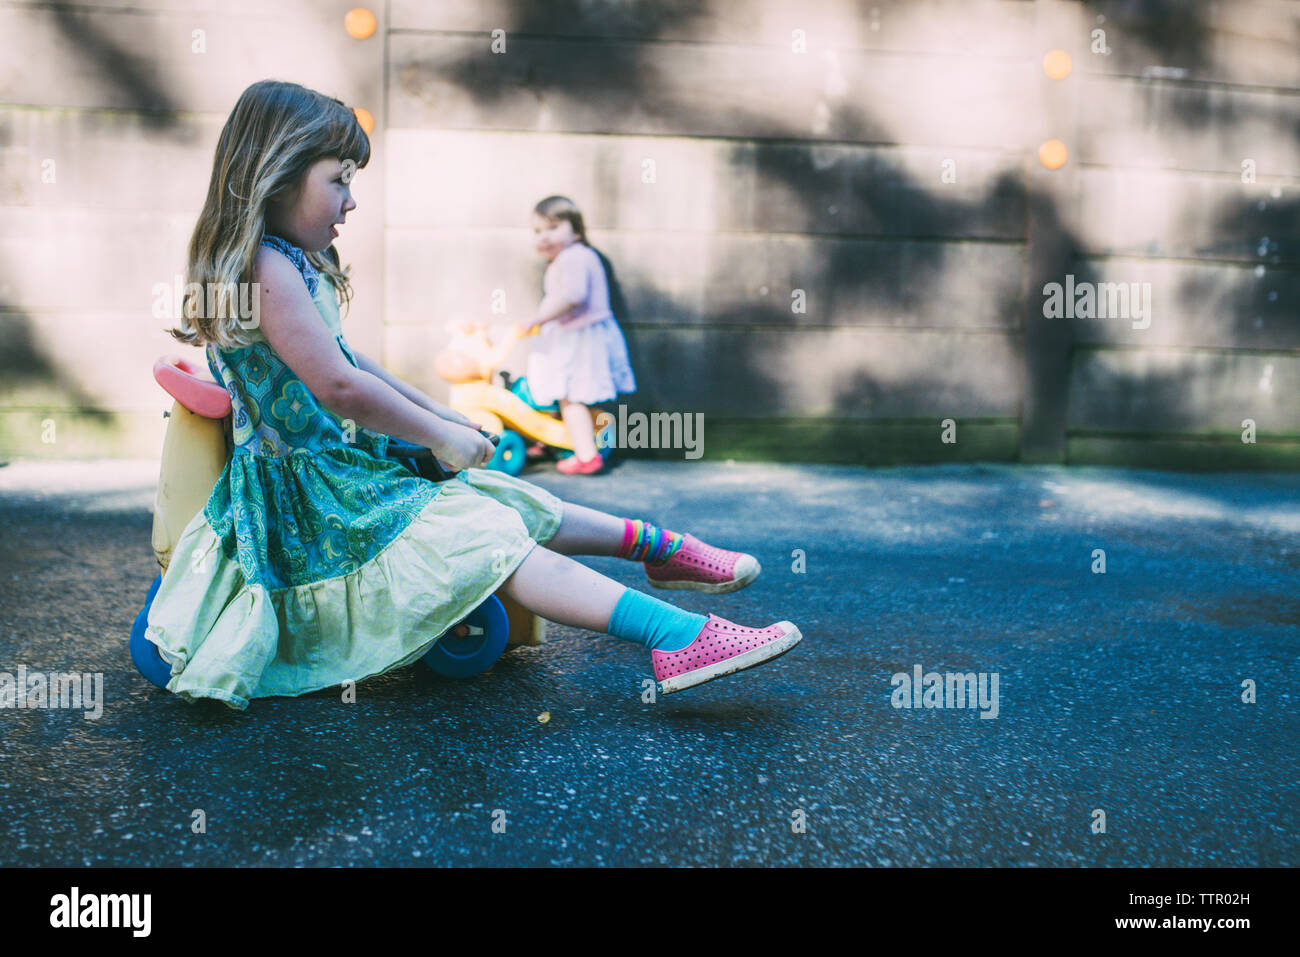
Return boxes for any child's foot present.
[645,533,760,594]
[526,441,549,459]
[652,614,801,694]
[556,453,604,475]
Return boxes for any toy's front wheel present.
[130,575,173,690]
[421,595,510,678]
[486,429,528,476]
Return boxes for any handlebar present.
[386,432,499,482]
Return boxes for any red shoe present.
[555,453,604,475]
[652,615,802,694]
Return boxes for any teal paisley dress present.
[145,233,564,710]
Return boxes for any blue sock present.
[606,588,707,651]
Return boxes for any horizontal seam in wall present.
[379,320,1024,333]
[1075,161,1300,184]
[383,124,1034,155]
[1068,429,1300,441]
[388,27,1040,64]
[1071,343,1300,357]
[1071,253,1300,271]
[1081,70,1300,98]
[383,223,1029,245]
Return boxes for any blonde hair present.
[170,79,370,348]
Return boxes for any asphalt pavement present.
[0,457,1296,866]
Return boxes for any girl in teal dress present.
[144,80,802,710]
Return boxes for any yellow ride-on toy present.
[433,322,604,476]
[128,355,547,695]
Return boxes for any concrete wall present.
[1,0,1296,466]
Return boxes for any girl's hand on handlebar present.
[432,424,496,472]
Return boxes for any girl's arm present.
[521,288,582,331]
[352,350,479,429]
[520,248,588,330]
[253,248,494,470]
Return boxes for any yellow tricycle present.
[433,322,604,476]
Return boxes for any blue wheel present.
[487,429,528,476]
[130,575,173,690]
[421,594,510,678]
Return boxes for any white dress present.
[526,243,638,406]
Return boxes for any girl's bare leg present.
[546,501,626,557]
[559,399,600,461]
[498,543,626,632]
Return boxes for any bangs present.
[318,101,371,169]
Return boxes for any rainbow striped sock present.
[616,519,685,565]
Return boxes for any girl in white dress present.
[519,195,637,475]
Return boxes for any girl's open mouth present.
[330,226,339,237]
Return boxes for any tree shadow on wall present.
[4,5,195,459]
[49,3,181,130]
[408,0,1043,429]
[412,0,1298,465]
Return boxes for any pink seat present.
[153,356,231,419]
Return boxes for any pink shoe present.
[652,614,802,694]
[556,453,604,475]
[645,533,760,594]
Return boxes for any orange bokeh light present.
[1042,49,1072,80]
[344,8,377,40]
[1038,139,1068,170]
[353,107,374,136]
